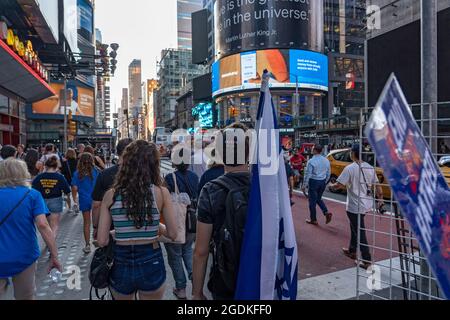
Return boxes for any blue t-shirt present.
[32,172,71,199]
[198,166,225,194]
[72,169,99,205]
[0,187,49,278]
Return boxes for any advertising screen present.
[214,0,324,59]
[32,83,95,119]
[212,49,328,97]
[78,0,94,37]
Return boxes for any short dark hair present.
[1,145,17,160]
[116,138,134,156]
[314,145,323,154]
[45,156,59,169]
[45,143,55,153]
[351,144,361,160]
[216,122,250,167]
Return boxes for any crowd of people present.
[0,127,388,300]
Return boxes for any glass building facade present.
[177,0,203,50]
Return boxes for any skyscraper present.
[128,59,142,109]
[128,59,142,138]
[177,0,203,49]
[324,0,366,117]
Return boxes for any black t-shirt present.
[91,165,119,202]
[32,172,71,199]
[196,171,251,300]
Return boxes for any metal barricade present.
[356,103,449,300]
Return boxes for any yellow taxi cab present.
[439,157,450,185]
[327,149,391,199]
[328,149,450,199]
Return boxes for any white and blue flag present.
[235,70,298,300]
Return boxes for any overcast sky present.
[95,0,178,113]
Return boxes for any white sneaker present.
[83,245,91,254]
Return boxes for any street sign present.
[365,74,450,299]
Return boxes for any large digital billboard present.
[32,83,95,119]
[214,0,324,59]
[212,48,328,97]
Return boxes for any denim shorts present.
[109,243,166,295]
[45,197,63,214]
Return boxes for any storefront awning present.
[0,40,55,103]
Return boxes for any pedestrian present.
[0,159,62,300]
[97,140,177,300]
[164,147,199,300]
[24,148,40,179]
[0,145,17,161]
[91,138,133,240]
[76,144,85,158]
[285,157,295,207]
[32,156,71,240]
[71,153,99,254]
[198,157,225,195]
[330,144,383,270]
[303,145,333,226]
[290,148,306,188]
[84,145,106,171]
[192,123,251,300]
[16,144,26,160]
[190,137,208,179]
[36,144,61,173]
[60,148,78,213]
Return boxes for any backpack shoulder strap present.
[212,175,235,192]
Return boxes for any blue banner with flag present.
[235,70,298,300]
[365,74,450,299]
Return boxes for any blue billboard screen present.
[289,50,328,89]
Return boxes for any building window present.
[279,96,293,128]
[0,94,8,115]
[240,97,252,123]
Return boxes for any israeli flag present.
[235,70,298,300]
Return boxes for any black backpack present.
[89,237,114,300]
[210,175,250,295]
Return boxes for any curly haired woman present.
[97,140,177,300]
[71,153,99,254]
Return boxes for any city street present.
[2,159,402,300]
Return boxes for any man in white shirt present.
[330,144,383,270]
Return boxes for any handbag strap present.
[180,172,195,200]
[0,189,31,228]
[172,172,180,195]
[358,163,371,191]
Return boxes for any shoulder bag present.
[159,173,187,244]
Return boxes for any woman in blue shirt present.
[32,156,71,241]
[0,159,61,300]
[71,153,99,254]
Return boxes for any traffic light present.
[69,120,77,136]
[229,107,238,118]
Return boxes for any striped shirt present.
[110,186,160,242]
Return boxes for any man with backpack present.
[192,123,251,300]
